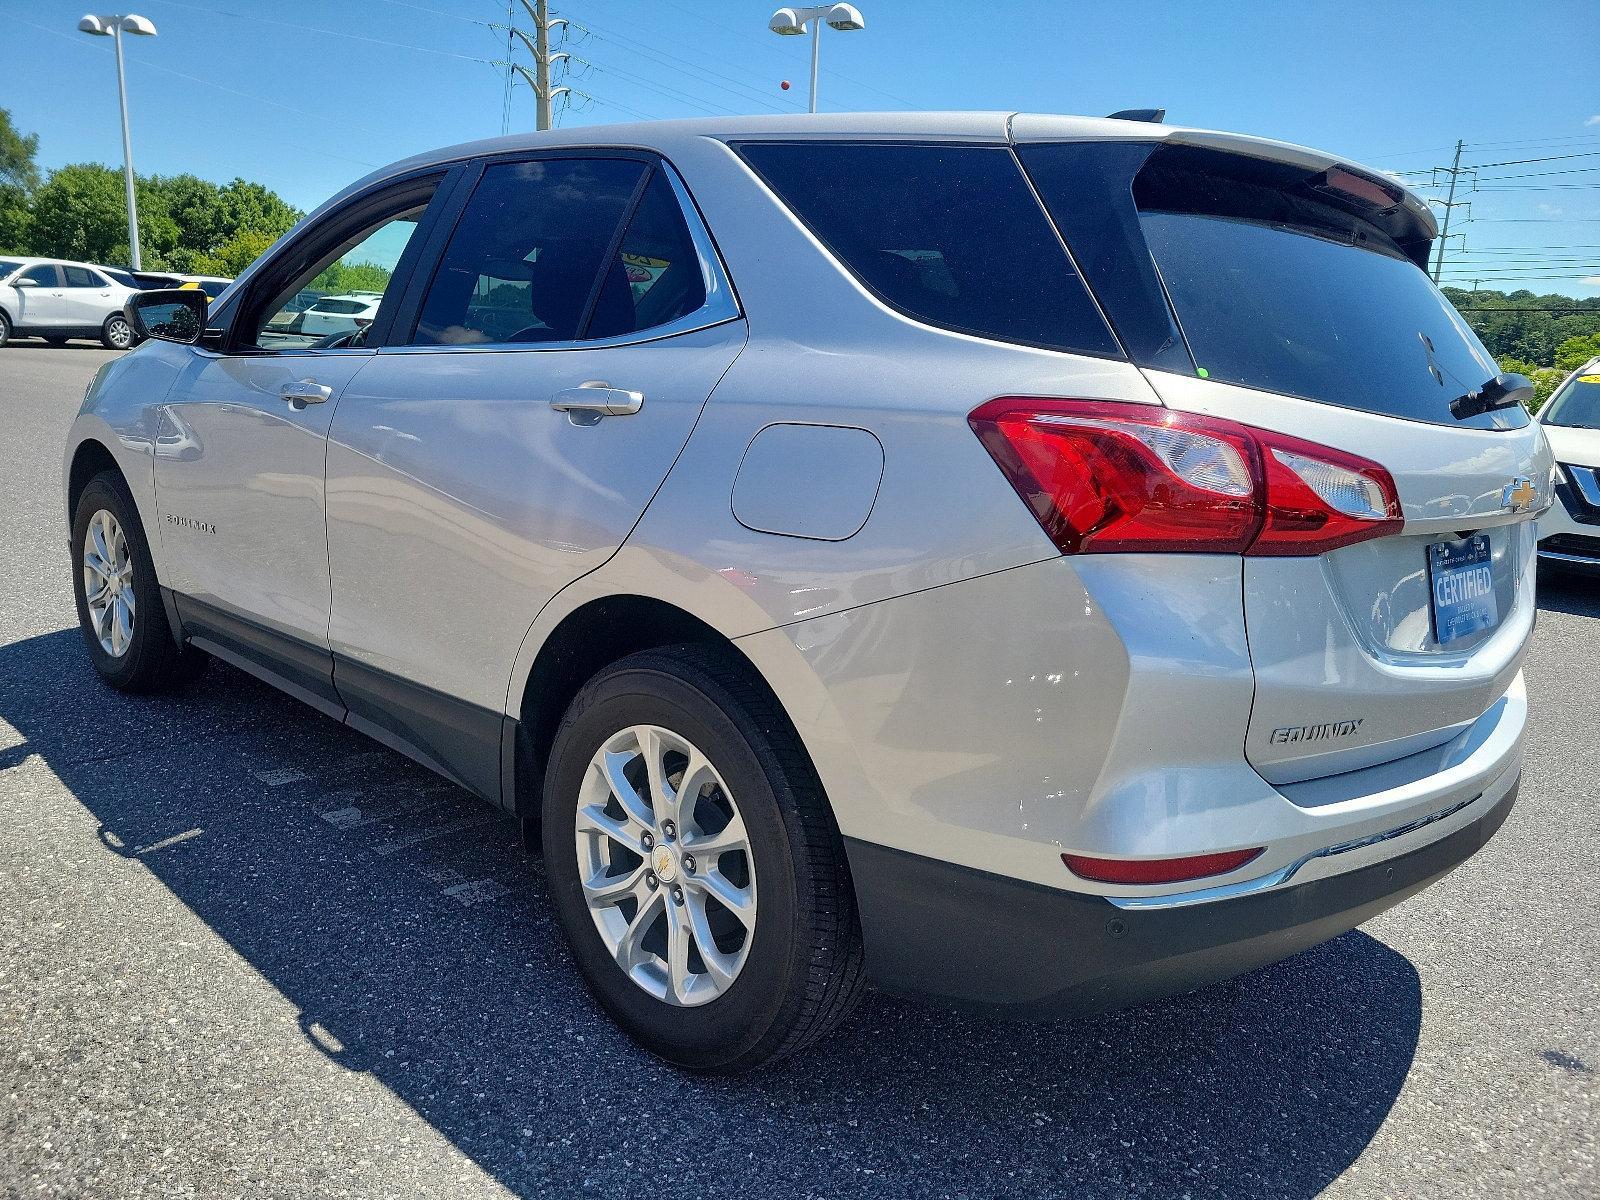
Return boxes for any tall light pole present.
[768,5,865,114]
[78,13,157,270]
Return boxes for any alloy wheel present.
[107,317,133,349]
[576,724,758,1006]
[83,508,135,657]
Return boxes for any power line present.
[139,0,508,65]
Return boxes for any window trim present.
[382,152,741,357]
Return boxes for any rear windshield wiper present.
[1450,373,1533,421]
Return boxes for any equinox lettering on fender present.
[165,514,217,535]
[1270,719,1364,745]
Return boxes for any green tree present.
[25,163,179,266]
[195,227,279,277]
[1554,332,1600,373]
[0,108,40,253]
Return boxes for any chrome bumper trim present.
[1107,793,1482,911]
[1538,548,1600,566]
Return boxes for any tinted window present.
[17,264,59,286]
[0,260,21,279]
[735,141,1119,357]
[100,268,139,288]
[1142,211,1519,428]
[587,169,707,340]
[412,157,647,346]
[199,280,230,298]
[64,266,104,287]
[1543,370,1600,430]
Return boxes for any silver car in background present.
[63,113,1550,1073]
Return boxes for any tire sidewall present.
[542,663,805,1070]
[0,311,10,347]
[71,474,170,689]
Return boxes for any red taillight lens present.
[1061,846,1265,885]
[970,398,1401,557]
[1250,431,1402,555]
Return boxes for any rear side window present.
[736,141,1120,358]
[63,266,104,287]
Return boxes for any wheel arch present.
[66,438,127,525]
[510,593,828,836]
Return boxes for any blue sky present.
[4,0,1597,295]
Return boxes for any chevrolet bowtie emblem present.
[1503,477,1536,512]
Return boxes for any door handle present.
[550,380,643,419]
[281,379,333,410]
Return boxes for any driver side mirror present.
[128,288,208,345]
[13,277,38,288]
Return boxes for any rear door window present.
[735,141,1120,358]
[411,157,647,346]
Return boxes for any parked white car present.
[297,291,383,337]
[0,257,140,348]
[1535,356,1600,572]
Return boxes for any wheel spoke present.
[615,886,664,972]
[111,598,130,656]
[600,747,654,830]
[684,809,749,858]
[664,898,694,1003]
[581,863,645,907]
[694,868,756,929]
[683,889,741,986]
[672,753,716,830]
[90,513,112,568]
[576,802,646,858]
[638,726,673,826]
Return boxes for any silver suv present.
[65,113,1550,1073]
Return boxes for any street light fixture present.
[78,13,158,270]
[768,5,865,115]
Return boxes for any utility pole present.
[508,0,568,131]
[1430,140,1471,284]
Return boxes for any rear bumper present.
[847,775,1517,1019]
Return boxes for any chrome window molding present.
[380,160,742,358]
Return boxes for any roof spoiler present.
[1106,108,1165,123]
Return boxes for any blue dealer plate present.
[1427,534,1498,646]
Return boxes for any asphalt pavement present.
[1,342,1595,1199]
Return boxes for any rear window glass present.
[313,298,369,314]
[1542,371,1600,429]
[736,141,1119,358]
[1142,212,1519,429]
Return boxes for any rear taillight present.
[969,398,1401,557]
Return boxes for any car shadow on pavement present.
[0,628,1422,1200]
[1536,567,1600,618]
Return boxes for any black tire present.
[101,312,134,350]
[70,470,206,692]
[0,311,10,348]
[542,645,865,1073]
